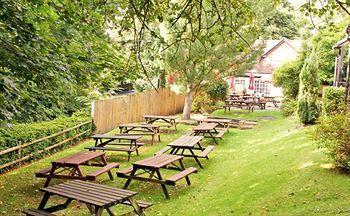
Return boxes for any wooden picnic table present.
[155,136,215,168]
[85,134,143,161]
[144,115,178,130]
[32,180,150,216]
[35,151,119,187]
[197,118,231,130]
[224,99,255,112]
[192,123,226,145]
[263,96,278,107]
[117,154,197,199]
[119,124,160,145]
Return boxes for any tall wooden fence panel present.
[92,88,185,133]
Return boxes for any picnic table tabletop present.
[52,151,104,165]
[168,135,204,148]
[92,134,142,140]
[197,118,231,124]
[143,115,178,119]
[88,134,143,161]
[143,115,178,130]
[193,123,218,131]
[134,154,183,169]
[38,180,143,216]
[119,123,160,128]
[36,151,118,187]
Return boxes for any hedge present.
[0,116,92,173]
[322,86,346,116]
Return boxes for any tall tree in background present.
[298,50,320,124]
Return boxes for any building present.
[232,38,302,97]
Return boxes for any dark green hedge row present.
[0,116,92,173]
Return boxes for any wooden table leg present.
[43,165,58,187]
[155,170,169,199]
[189,148,203,168]
[179,159,191,185]
[100,154,114,180]
[38,192,51,210]
[127,197,142,216]
[106,207,116,216]
[94,206,103,216]
[123,168,137,189]
[208,131,218,145]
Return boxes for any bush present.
[207,81,229,101]
[310,113,350,170]
[281,99,298,116]
[273,60,303,99]
[192,91,216,114]
[0,116,92,172]
[322,86,346,116]
[298,50,320,124]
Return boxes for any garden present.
[1,0,350,215]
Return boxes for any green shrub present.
[273,60,303,99]
[298,50,320,124]
[0,116,92,173]
[310,113,350,170]
[207,81,229,101]
[281,99,298,116]
[322,86,346,116]
[192,91,216,114]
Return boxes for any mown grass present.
[1,109,350,216]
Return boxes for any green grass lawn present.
[1,109,350,216]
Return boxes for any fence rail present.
[0,120,92,170]
[92,88,185,133]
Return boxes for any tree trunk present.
[183,85,194,120]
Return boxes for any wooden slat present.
[193,123,218,131]
[93,88,185,133]
[166,167,198,184]
[134,154,183,168]
[53,151,104,165]
[86,163,120,179]
[22,208,56,216]
[168,136,203,147]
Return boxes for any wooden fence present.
[92,88,185,133]
[0,121,92,171]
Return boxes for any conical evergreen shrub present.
[297,50,320,124]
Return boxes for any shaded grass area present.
[1,109,350,215]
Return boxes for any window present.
[254,80,271,95]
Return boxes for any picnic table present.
[117,154,197,199]
[119,124,160,145]
[35,151,119,187]
[85,134,143,161]
[155,136,215,168]
[144,115,178,130]
[197,118,231,130]
[191,123,226,145]
[264,96,278,107]
[224,99,255,112]
[24,180,151,216]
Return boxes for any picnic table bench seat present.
[165,167,198,185]
[22,208,56,216]
[35,167,55,178]
[116,167,134,177]
[122,200,153,210]
[214,129,227,139]
[86,162,119,181]
[198,145,215,158]
[85,146,138,152]
[154,146,172,155]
